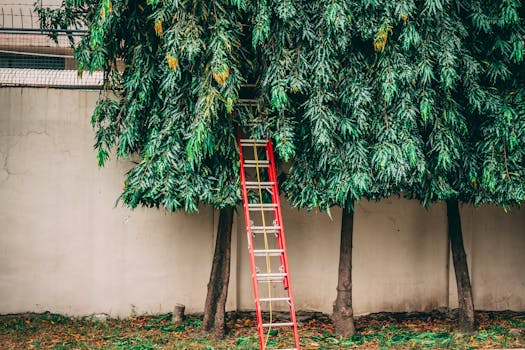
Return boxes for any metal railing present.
[0,2,94,88]
[0,1,64,30]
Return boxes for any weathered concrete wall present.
[448,205,525,311]
[0,88,217,316]
[0,88,524,317]
[236,199,450,315]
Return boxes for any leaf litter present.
[0,310,523,349]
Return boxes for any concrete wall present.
[448,206,525,311]
[0,88,216,316]
[0,88,524,317]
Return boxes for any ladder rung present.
[245,160,269,165]
[256,273,287,282]
[248,203,278,211]
[240,139,268,147]
[245,181,276,188]
[262,322,294,328]
[237,99,258,106]
[244,164,270,168]
[253,249,284,256]
[251,225,281,233]
[259,297,290,302]
[244,160,270,167]
[257,279,286,283]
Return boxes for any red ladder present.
[238,136,300,350]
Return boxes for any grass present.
[0,310,523,349]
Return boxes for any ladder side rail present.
[266,140,292,286]
[238,136,266,350]
[265,144,288,289]
[266,140,301,349]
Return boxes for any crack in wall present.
[1,150,10,185]
[0,139,19,185]
[1,129,52,185]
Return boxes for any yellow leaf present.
[373,24,393,52]
[213,67,230,86]
[154,20,163,37]
[166,55,179,71]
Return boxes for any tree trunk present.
[331,206,355,337]
[447,200,476,333]
[202,206,234,339]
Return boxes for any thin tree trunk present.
[447,200,476,333]
[202,206,234,339]
[331,206,355,337]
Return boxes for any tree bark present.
[202,206,234,339]
[447,200,476,333]
[331,206,355,337]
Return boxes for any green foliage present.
[284,0,525,209]
[39,0,525,213]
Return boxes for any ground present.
[0,310,523,349]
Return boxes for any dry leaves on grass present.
[0,310,523,349]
